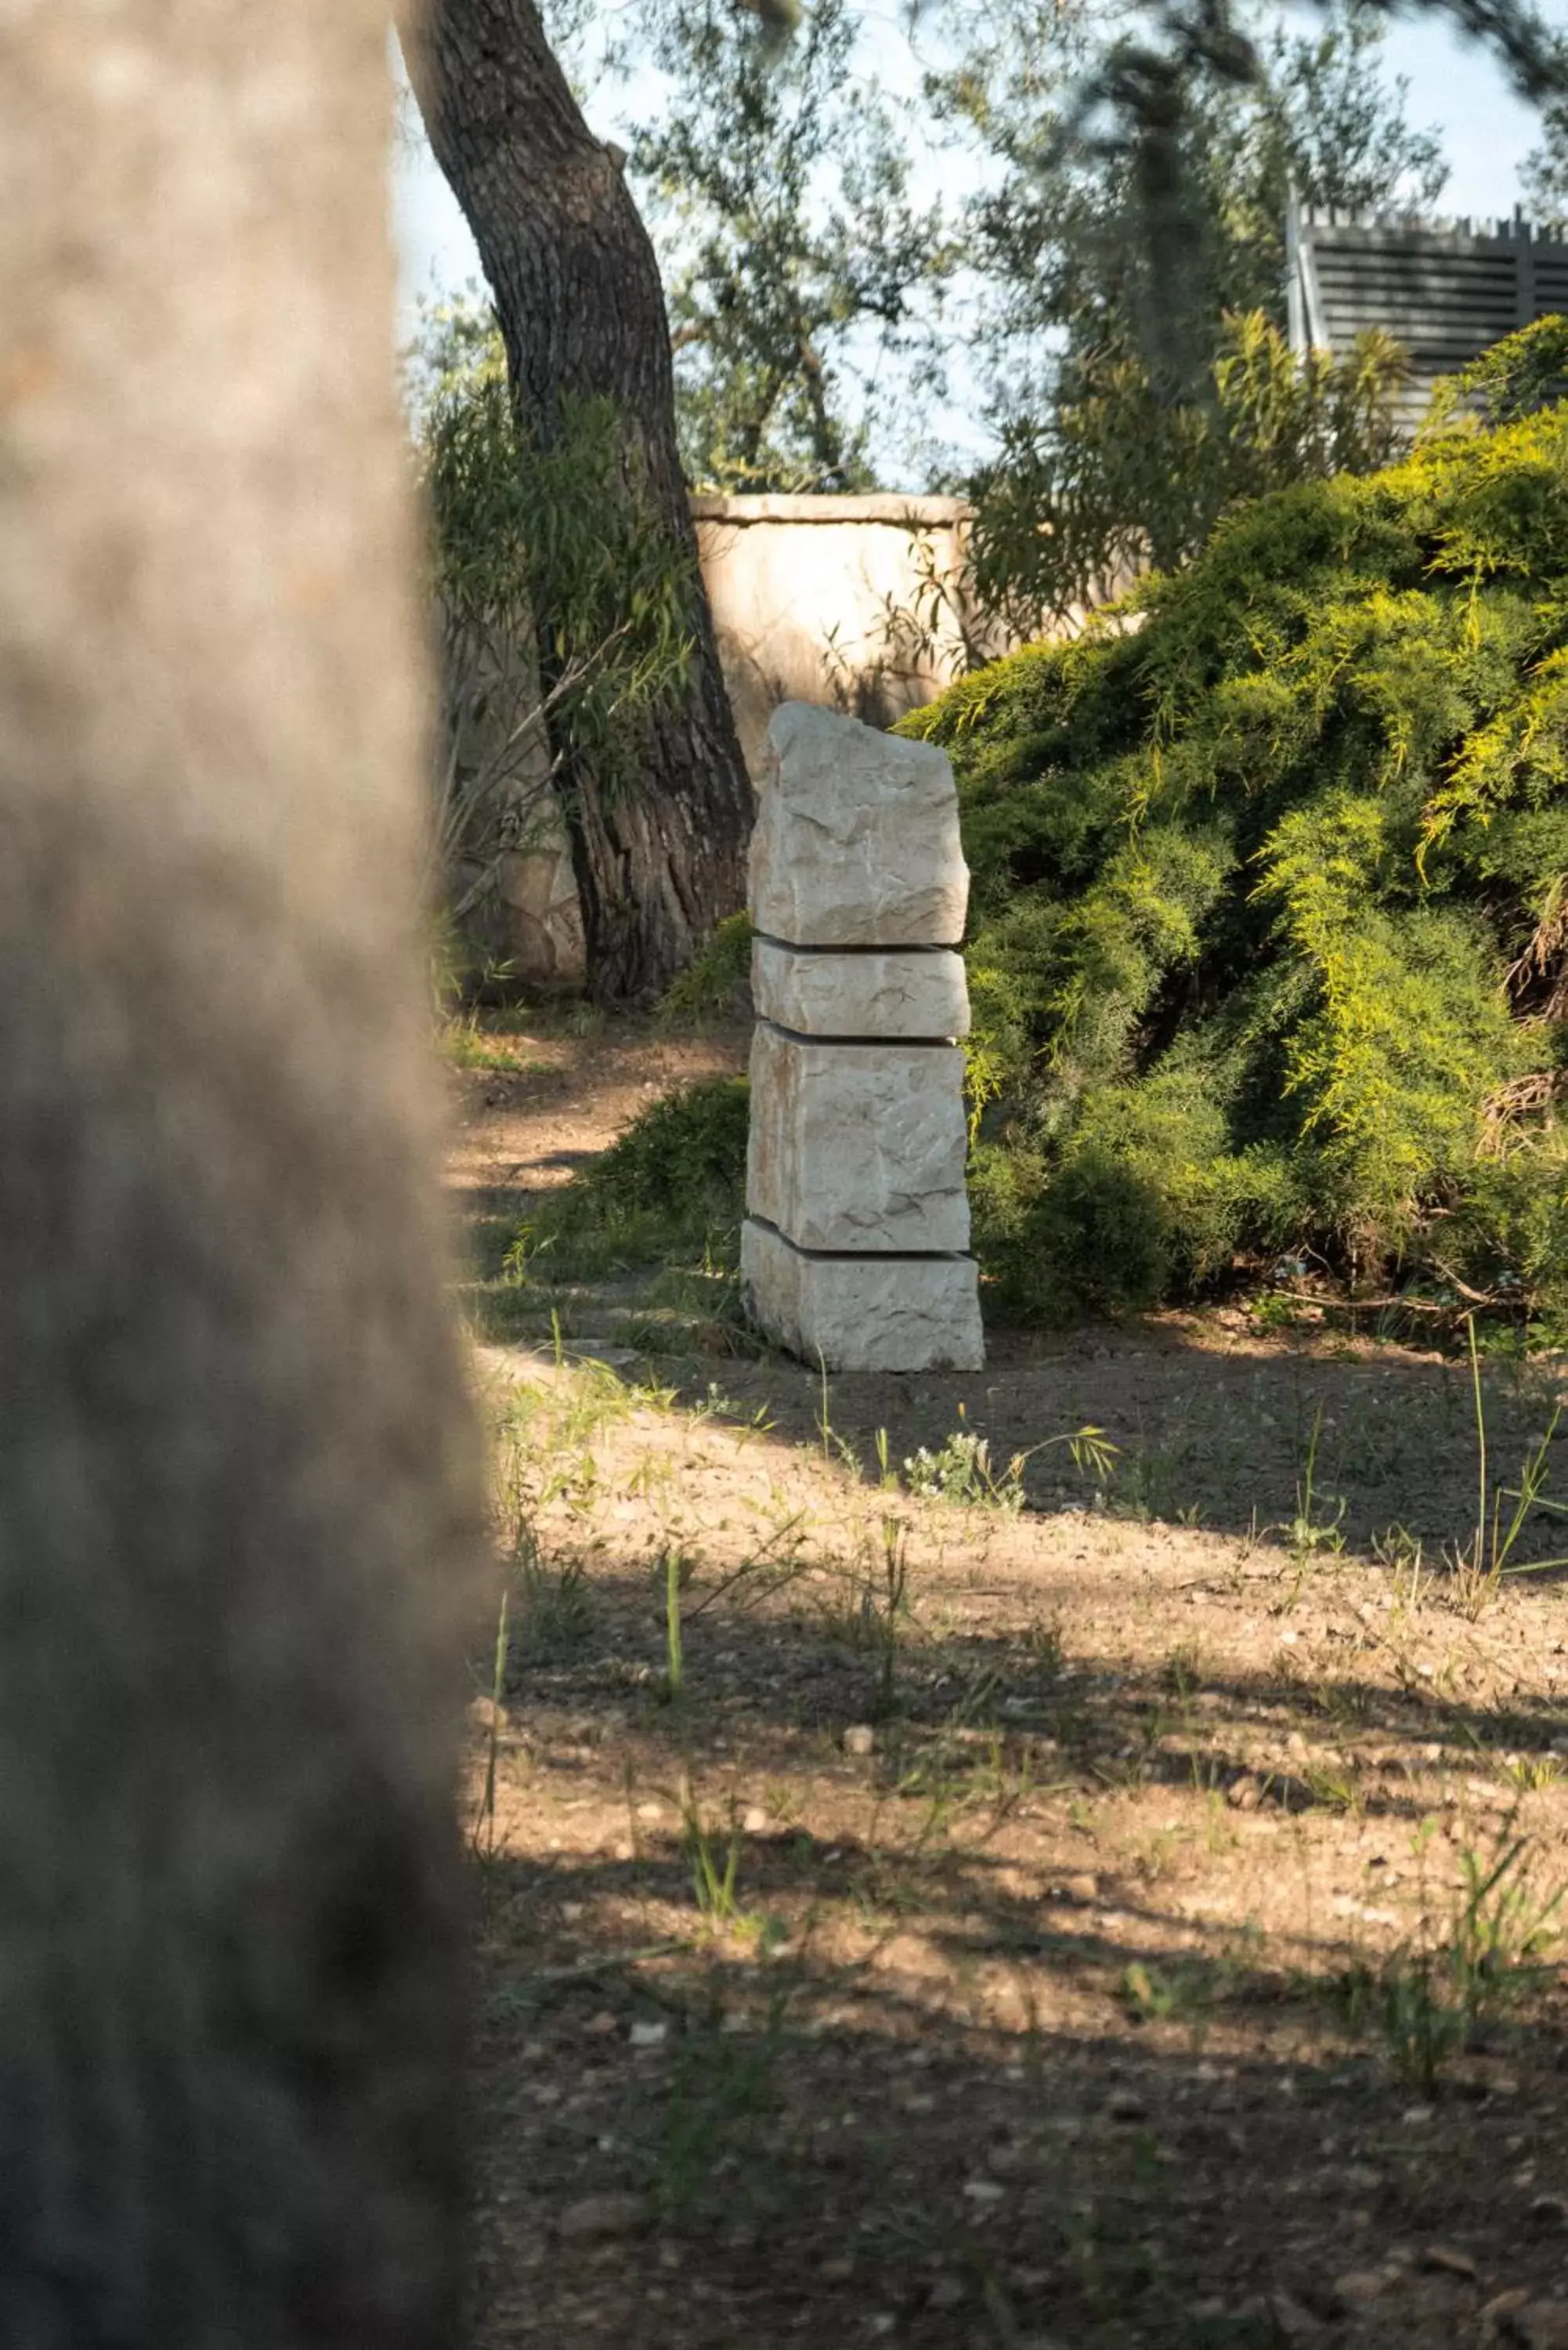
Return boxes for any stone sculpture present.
[741,703,985,1372]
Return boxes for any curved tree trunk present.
[398,0,756,1001]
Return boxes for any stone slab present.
[749,701,969,947]
[752,938,970,1039]
[740,1220,984,1372]
[746,1021,969,1253]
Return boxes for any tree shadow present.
[468,1813,1568,2350]
[504,1558,1568,1817]
[464,1504,1568,2348]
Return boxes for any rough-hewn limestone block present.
[747,1022,969,1253]
[740,1220,984,1372]
[752,937,969,1040]
[749,702,969,946]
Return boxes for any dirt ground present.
[446,1014,1568,2350]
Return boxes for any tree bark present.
[0,5,479,2337]
[398,0,757,1001]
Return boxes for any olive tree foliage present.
[417,0,1566,565]
[932,0,1451,629]
[621,0,952,492]
[966,313,1419,636]
[1012,0,1565,341]
[547,0,1563,617]
[406,301,696,986]
[1520,30,1568,225]
[1524,111,1568,223]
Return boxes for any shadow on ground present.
[468,1556,1568,2349]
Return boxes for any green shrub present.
[903,351,1568,1324]
[513,1076,750,1273]
[1439,313,1568,429]
[657,912,754,1026]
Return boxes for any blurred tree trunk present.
[0,5,477,2334]
[398,0,755,1002]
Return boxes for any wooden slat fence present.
[1287,202,1568,434]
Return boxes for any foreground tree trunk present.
[0,7,479,2338]
[398,0,757,1001]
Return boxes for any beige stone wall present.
[693,493,1003,785]
[453,494,1003,986]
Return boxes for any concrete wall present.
[693,493,1003,785]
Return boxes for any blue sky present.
[1374,12,1548,222]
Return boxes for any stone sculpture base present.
[741,1219,984,1374]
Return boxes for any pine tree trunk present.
[399,0,756,1001]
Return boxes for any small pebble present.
[558,2193,649,2244]
[1048,1874,1098,1902]
[1333,2269,1397,2308]
[1422,2244,1479,2280]
[1269,2290,1326,2342]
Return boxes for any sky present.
[1374,13,1550,222]
[392,4,1558,468]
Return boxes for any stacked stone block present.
[739,703,985,1372]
